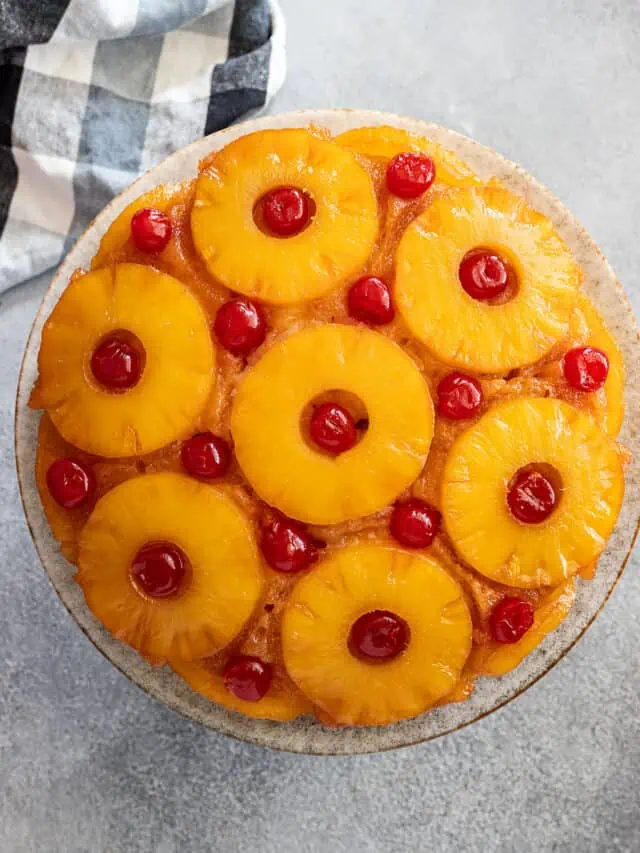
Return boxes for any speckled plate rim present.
[15,109,640,755]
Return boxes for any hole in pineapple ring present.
[300,389,369,457]
[458,246,519,305]
[348,610,411,663]
[89,329,146,394]
[253,186,317,238]
[129,540,192,601]
[506,462,564,525]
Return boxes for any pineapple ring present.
[281,544,473,726]
[191,129,379,304]
[171,658,312,722]
[230,324,434,525]
[36,263,214,457]
[395,185,580,373]
[441,398,625,588]
[336,125,481,188]
[77,473,264,662]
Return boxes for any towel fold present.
[0,0,286,292]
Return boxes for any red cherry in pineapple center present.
[223,655,273,702]
[260,516,321,574]
[181,432,231,479]
[349,610,410,662]
[309,402,357,455]
[489,597,535,644]
[214,298,266,356]
[390,498,441,548]
[91,333,143,391]
[507,468,558,524]
[347,276,395,325]
[46,458,94,509]
[261,186,312,237]
[130,207,172,253]
[459,249,509,301]
[386,152,436,199]
[563,346,609,392]
[130,541,189,599]
[437,372,483,420]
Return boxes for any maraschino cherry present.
[46,458,94,509]
[181,432,231,479]
[349,610,410,662]
[347,276,395,325]
[436,372,483,420]
[130,541,188,599]
[489,597,535,644]
[459,250,509,301]
[386,152,435,199]
[260,515,321,573]
[563,346,609,392]
[507,468,558,524]
[309,403,357,455]
[91,335,143,390]
[214,298,266,356]
[390,499,441,548]
[223,655,272,701]
[261,187,312,237]
[130,207,172,253]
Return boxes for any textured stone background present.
[1,1,639,851]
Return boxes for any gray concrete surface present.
[1,1,639,850]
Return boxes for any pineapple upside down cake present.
[30,125,628,727]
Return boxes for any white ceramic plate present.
[15,109,640,755]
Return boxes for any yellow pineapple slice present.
[77,472,264,661]
[477,579,576,677]
[281,544,472,726]
[441,398,625,587]
[336,125,480,188]
[539,292,625,437]
[34,263,214,457]
[91,180,192,268]
[172,657,312,722]
[230,324,434,525]
[191,129,379,304]
[395,185,580,373]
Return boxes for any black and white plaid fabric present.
[0,0,285,291]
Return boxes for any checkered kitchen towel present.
[0,0,285,291]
